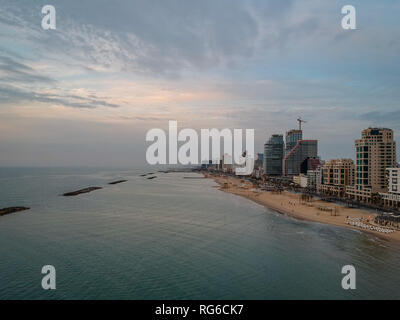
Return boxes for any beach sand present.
[205,174,400,242]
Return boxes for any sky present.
[0,0,399,167]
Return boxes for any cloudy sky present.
[0,0,399,166]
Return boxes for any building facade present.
[379,167,400,208]
[318,159,354,197]
[283,140,318,175]
[293,174,308,188]
[285,129,302,155]
[263,134,284,175]
[306,170,319,190]
[300,157,322,174]
[346,128,396,203]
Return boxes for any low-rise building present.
[379,167,400,209]
[293,174,308,188]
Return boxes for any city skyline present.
[1,0,400,166]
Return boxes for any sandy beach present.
[205,173,400,242]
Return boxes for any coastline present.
[204,173,400,242]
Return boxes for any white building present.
[380,167,400,208]
[388,167,400,193]
[293,174,308,188]
[306,170,318,190]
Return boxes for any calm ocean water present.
[0,167,399,300]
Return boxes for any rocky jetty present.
[108,180,127,185]
[0,207,30,216]
[63,187,102,196]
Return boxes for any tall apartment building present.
[346,128,396,203]
[263,134,284,175]
[283,140,318,175]
[285,129,302,154]
[318,159,354,197]
[379,167,400,208]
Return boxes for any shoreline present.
[203,173,400,242]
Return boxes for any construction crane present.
[297,117,307,131]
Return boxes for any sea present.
[0,167,399,300]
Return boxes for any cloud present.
[0,0,399,165]
[0,56,55,83]
[0,84,119,109]
[0,0,292,77]
[359,111,400,126]
[0,55,119,109]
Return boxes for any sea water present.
[0,167,399,299]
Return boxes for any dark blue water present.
[0,167,399,299]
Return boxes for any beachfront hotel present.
[318,159,355,197]
[346,128,396,203]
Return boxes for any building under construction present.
[283,140,318,175]
[283,118,318,176]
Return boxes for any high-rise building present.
[346,128,396,203]
[285,129,302,155]
[263,134,284,175]
[318,159,355,197]
[283,140,318,175]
